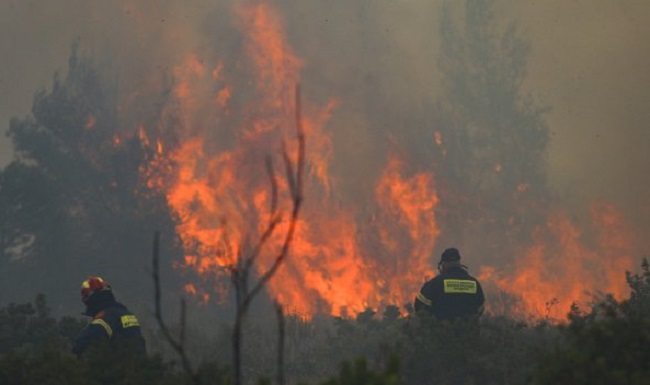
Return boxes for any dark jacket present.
[414,265,485,321]
[72,291,147,357]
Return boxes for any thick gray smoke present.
[1,0,648,240]
[0,0,648,317]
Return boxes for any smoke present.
[1,0,648,317]
[2,0,648,226]
[505,0,650,244]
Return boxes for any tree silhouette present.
[432,0,551,252]
[0,45,178,309]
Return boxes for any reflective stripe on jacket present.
[415,266,485,320]
[73,303,146,357]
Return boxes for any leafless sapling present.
[230,84,305,385]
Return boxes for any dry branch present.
[232,84,305,385]
[152,230,200,385]
[276,301,286,385]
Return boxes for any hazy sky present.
[1,0,648,246]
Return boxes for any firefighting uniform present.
[73,294,146,357]
[415,265,485,320]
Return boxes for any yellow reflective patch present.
[92,319,113,338]
[417,292,432,306]
[121,315,140,328]
[443,279,477,294]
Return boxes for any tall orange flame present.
[133,1,638,321]
[479,203,636,321]
[146,2,445,317]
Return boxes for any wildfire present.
[140,1,444,318]
[131,0,638,322]
[479,203,636,321]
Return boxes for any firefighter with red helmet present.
[72,276,147,357]
[415,248,485,320]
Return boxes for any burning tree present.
[0,45,179,309]
[0,0,639,328]
[152,85,304,385]
[431,0,638,321]
[228,86,304,385]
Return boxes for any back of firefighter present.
[415,248,485,321]
[72,276,147,358]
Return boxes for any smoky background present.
[0,0,648,323]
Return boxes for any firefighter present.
[72,276,147,358]
[415,248,485,320]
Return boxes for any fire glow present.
[136,1,637,321]
[479,203,636,321]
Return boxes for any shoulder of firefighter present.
[414,270,485,320]
[72,304,147,357]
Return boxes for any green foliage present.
[0,296,193,385]
[82,345,184,385]
[2,264,649,385]
[226,261,650,385]
[316,356,399,385]
[529,259,650,385]
[392,314,542,385]
[0,347,88,385]
[0,345,189,385]
[625,258,650,318]
[382,306,401,322]
[432,0,551,256]
[436,0,549,194]
[0,44,179,311]
[0,294,84,354]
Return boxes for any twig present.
[152,230,199,385]
[232,84,305,385]
[244,86,305,309]
[275,301,286,385]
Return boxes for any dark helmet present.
[440,247,461,262]
[438,248,463,272]
[81,276,112,304]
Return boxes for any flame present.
[85,115,97,130]
[137,125,150,147]
[434,131,443,146]
[262,154,441,317]
[371,155,440,307]
[143,2,443,317]
[130,1,639,322]
[433,131,446,157]
[479,203,636,321]
[156,2,333,307]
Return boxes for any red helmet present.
[81,276,112,303]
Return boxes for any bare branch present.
[180,298,187,348]
[266,155,279,220]
[244,155,282,276]
[275,301,286,385]
[294,84,305,201]
[152,231,199,385]
[243,86,305,309]
[232,84,306,385]
[282,141,296,199]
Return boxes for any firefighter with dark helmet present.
[415,248,485,320]
[72,276,147,357]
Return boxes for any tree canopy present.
[0,46,178,312]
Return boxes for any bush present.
[0,294,85,354]
[529,259,650,385]
[2,261,648,385]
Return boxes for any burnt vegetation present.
[0,0,647,384]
